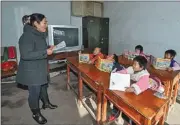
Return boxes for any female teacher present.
[16,13,57,124]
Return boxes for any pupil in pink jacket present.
[117,55,150,95]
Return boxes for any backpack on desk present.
[149,75,164,93]
[111,63,125,73]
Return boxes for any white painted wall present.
[70,16,83,49]
[104,2,180,62]
[1,1,82,62]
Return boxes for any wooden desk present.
[48,49,92,60]
[101,89,169,125]
[83,64,170,125]
[67,56,108,123]
[66,56,169,125]
[118,55,180,112]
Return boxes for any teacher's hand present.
[49,45,55,50]
[47,48,53,55]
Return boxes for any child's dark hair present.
[113,54,118,63]
[133,56,148,69]
[22,15,30,25]
[30,13,45,27]
[96,45,102,50]
[135,45,143,53]
[165,49,177,57]
[97,47,101,51]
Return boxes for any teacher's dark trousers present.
[28,84,49,109]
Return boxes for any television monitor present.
[47,25,82,53]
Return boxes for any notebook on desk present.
[109,73,130,91]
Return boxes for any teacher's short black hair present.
[22,15,30,25]
[30,13,45,26]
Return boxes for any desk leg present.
[159,105,167,125]
[102,94,107,123]
[164,81,170,98]
[48,64,50,72]
[78,72,83,107]
[144,119,151,125]
[169,81,174,106]
[173,82,179,105]
[67,64,70,90]
[96,86,102,124]
[164,81,171,120]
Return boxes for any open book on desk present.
[53,41,66,52]
[109,73,130,91]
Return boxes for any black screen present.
[53,27,79,47]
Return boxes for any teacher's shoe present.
[42,102,58,110]
[31,109,47,124]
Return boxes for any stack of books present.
[95,57,114,73]
[79,53,90,63]
[151,56,171,70]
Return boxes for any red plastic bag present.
[149,75,164,93]
[1,61,17,72]
[8,46,16,59]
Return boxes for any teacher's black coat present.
[16,24,49,86]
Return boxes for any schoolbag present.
[149,75,164,93]
[112,62,125,72]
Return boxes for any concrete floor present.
[1,72,180,125]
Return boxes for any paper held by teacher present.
[53,41,66,51]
